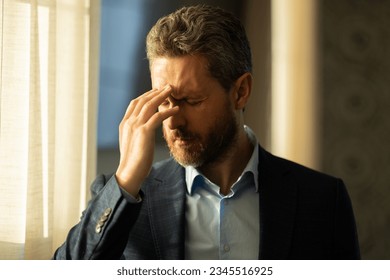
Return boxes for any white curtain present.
[0,0,100,259]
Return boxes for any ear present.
[232,72,252,110]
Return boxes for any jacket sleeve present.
[333,179,361,259]
[52,174,143,260]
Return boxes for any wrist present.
[114,170,141,197]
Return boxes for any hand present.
[115,85,178,196]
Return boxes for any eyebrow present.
[169,92,205,101]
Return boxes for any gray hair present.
[146,4,252,91]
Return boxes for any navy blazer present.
[53,146,360,259]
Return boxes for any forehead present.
[150,55,212,92]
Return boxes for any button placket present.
[219,198,231,258]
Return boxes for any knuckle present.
[127,99,137,110]
[120,116,135,130]
[143,100,153,110]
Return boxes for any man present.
[53,4,360,260]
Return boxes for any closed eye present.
[166,94,207,106]
[186,99,202,106]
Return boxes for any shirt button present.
[224,244,230,252]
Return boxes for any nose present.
[161,94,186,130]
[164,106,186,130]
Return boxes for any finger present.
[146,106,179,130]
[123,88,159,120]
[126,85,172,120]
[136,85,174,122]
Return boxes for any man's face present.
[151,55,239,168]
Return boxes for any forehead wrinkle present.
[170,83,206,101]
[151,56,210,97]
[169,73,201,100]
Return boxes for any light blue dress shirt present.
[184,126,259,259]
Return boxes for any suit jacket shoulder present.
[258,147,360,259]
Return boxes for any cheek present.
[184,108,205,126]
[189,112,216,135]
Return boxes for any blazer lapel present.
[146,160,186,259]
[258,147,297,259]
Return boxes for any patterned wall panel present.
[321,0,390,259]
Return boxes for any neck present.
[199,127,254,195]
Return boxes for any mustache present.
[169,129,197,140]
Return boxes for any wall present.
[320,0,390,259]
[243,0,272,149]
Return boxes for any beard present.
[163,109,239,168]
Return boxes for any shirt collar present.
[185,125,259,195]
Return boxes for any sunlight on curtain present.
[271,0,320,169]
[0,0,99,259]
